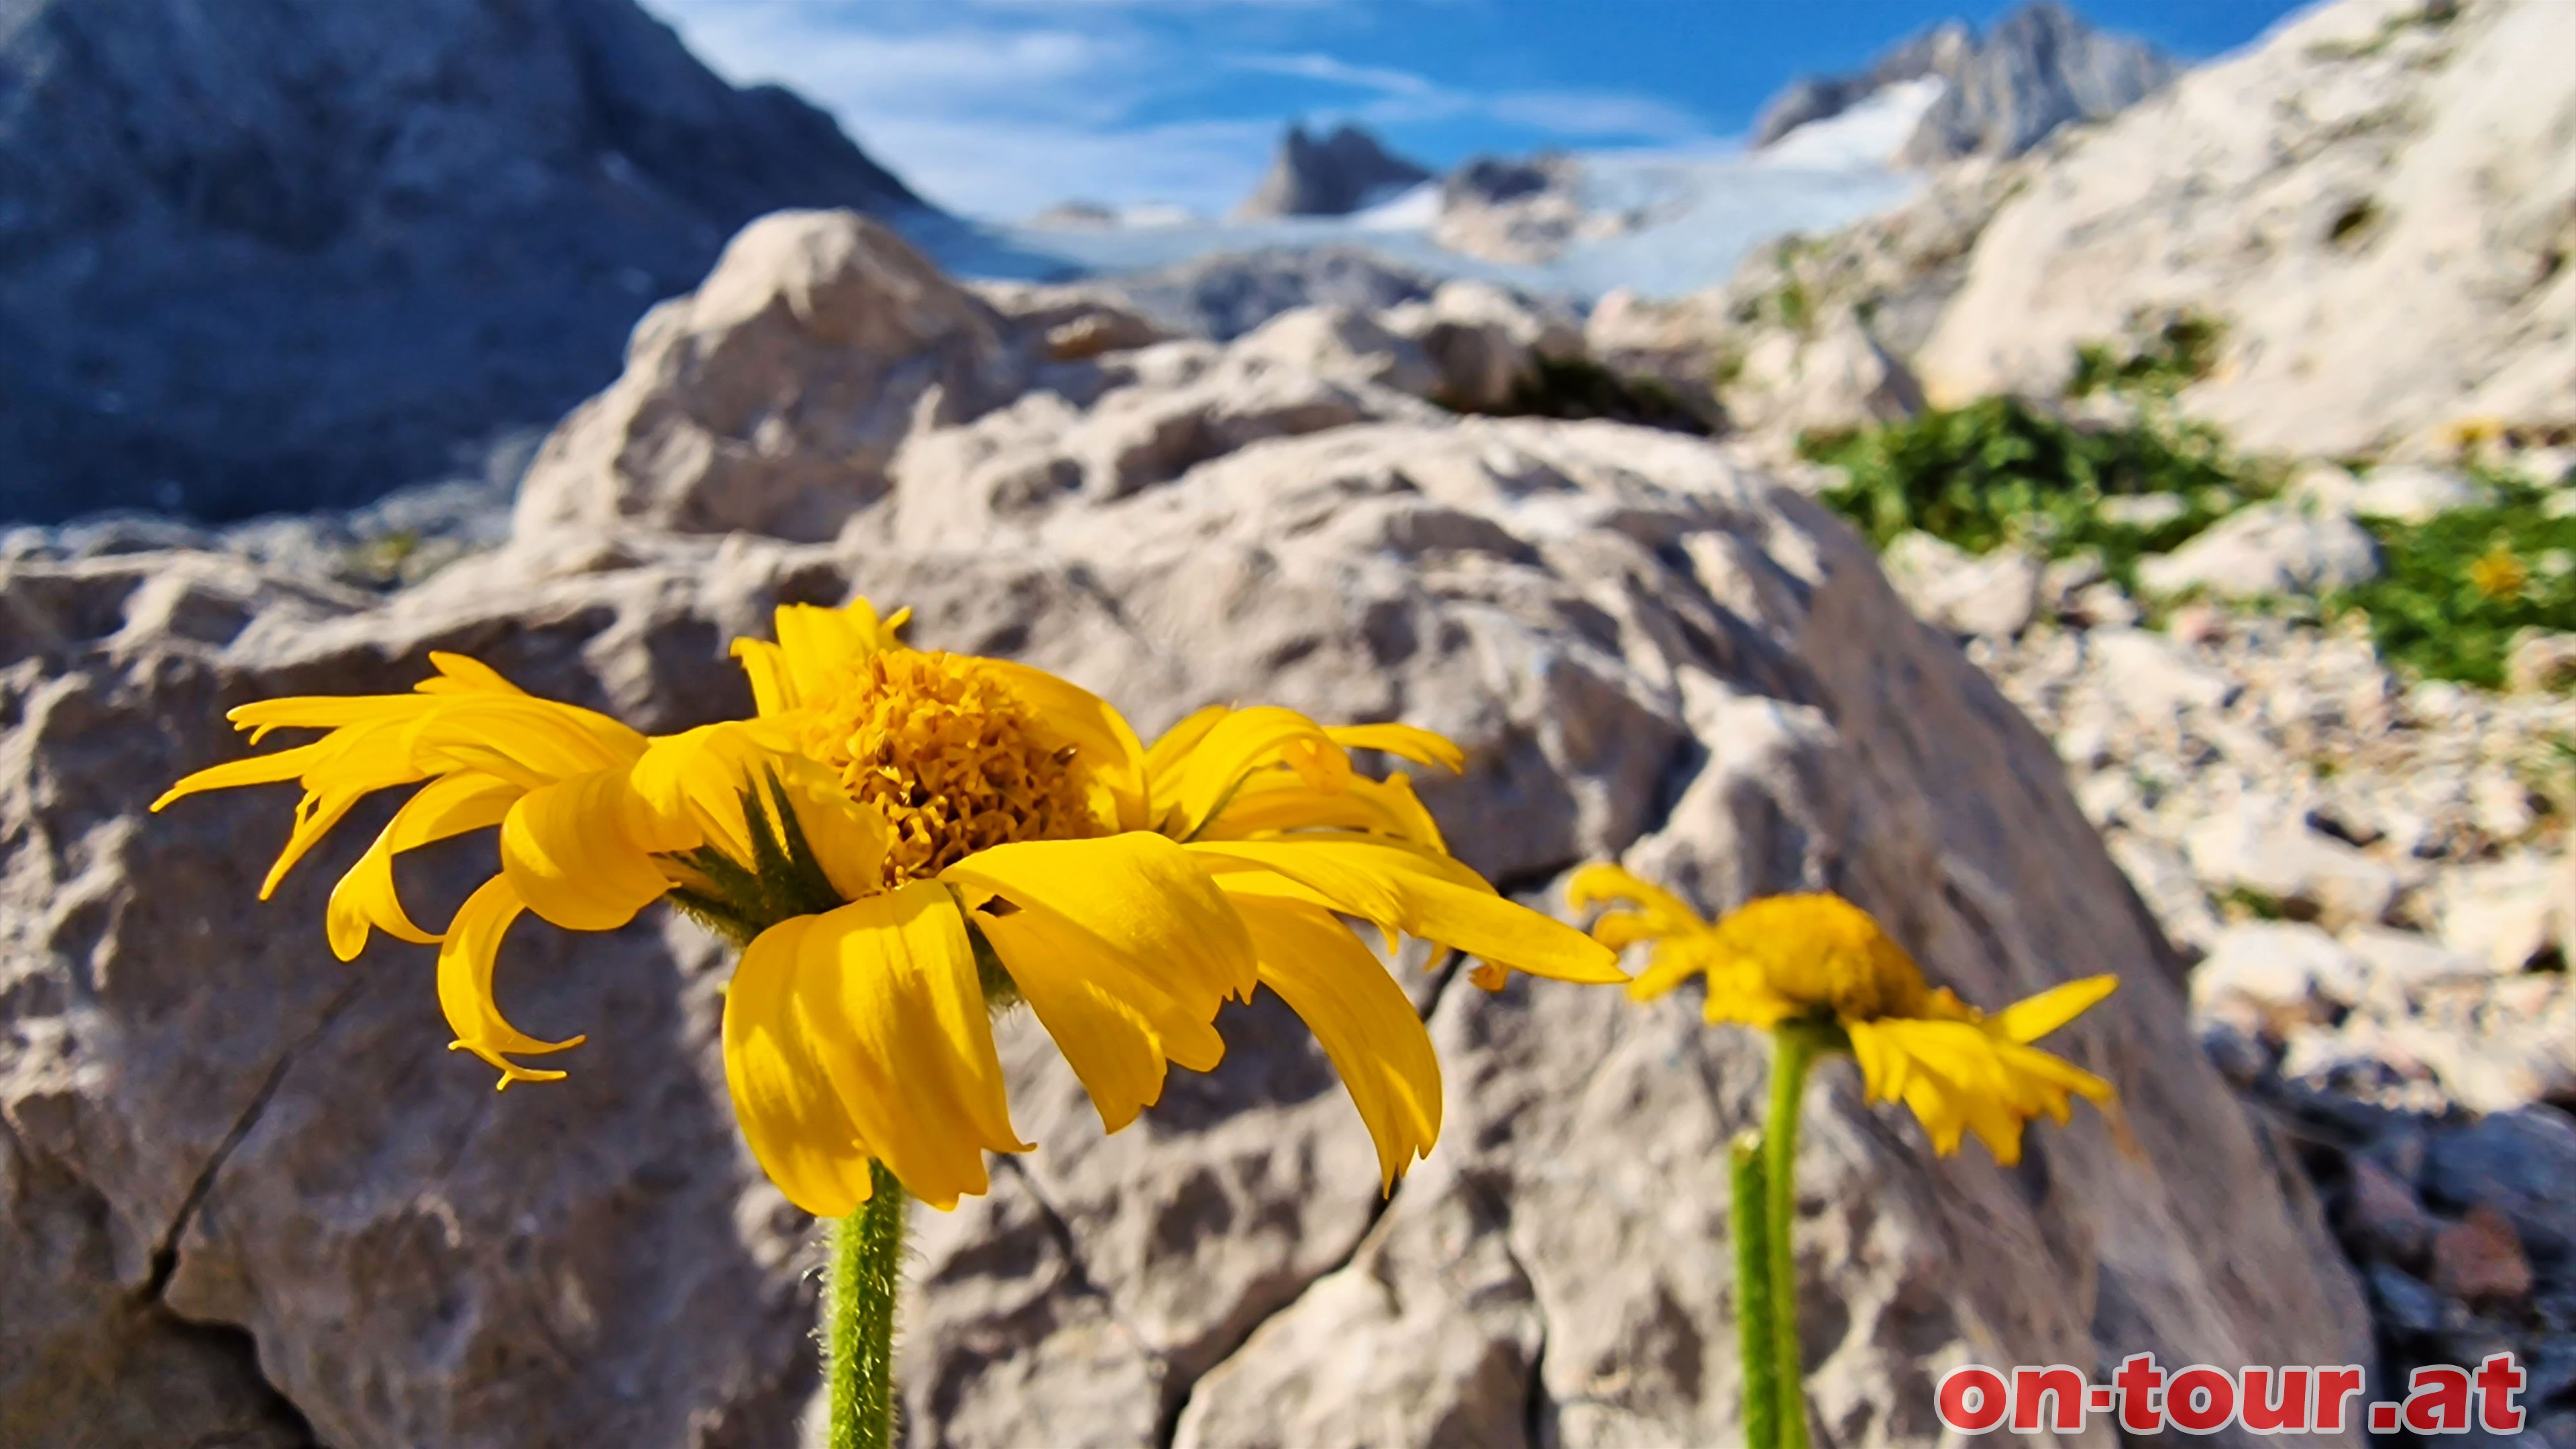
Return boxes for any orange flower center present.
[796,650,1095,886]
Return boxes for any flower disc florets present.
[797,649,1095,887]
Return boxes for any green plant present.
[1801,396,2264,586]
[2068,311,2227,400]
[2332,480,2576,688]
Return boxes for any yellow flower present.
[2471,543,2528,600]
[156,598,1623,1215]
[1568,867,2116,1165]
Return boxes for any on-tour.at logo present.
[1936,1352,2527,1436]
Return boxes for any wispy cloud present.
[1227,52,1442,97]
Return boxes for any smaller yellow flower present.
[1568,867,2117,1165]
[2471,543,2528,601]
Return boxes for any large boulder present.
[3,389,2367,1446]
[511,211,1026,544]
[1917,0,2576,458]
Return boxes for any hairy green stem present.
[1729,1131,1780,1449]
[1765,1025,1823,1449]
[826,1162,907,1449]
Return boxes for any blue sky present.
[643,0,2314,220]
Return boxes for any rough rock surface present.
[1231,124,1432,221]
[1917,0,2576,458]
[513,212,1030,543]
[0,217,2367,1448]
[0,0,926,524]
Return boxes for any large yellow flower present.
[1568,867,2115,1165]
[156,598,1623,1215]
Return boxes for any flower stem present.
[826,1161,906,1449]
[1765,1025,1823,1449]
[1729,1131,1780,1449]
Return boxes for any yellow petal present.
[973,658,1151,831]
[1183,769,1446,851]
[326,773,523,959]
[945,834,1256,1130]
[1325,722,1465,773]
[1992,975,2119,1044]
[947,833,1257,1003]
[417,651,531,696]
[1188,837,1626,985]
[404,697,647,790]
[629,721,887,899]
[1566,863,1706,936]
[1144,704,1231,804]
[1165,706,1351,838]
[1845,1016,2114,1165]
[152,735,357,812]
[768,598,908,702]
[722,883,1026,1213]
[730,639,798,716]
[716,915,879,1215]
[1232,892,1442,1189]
[439,875,586,1087]
[498,768,673,932]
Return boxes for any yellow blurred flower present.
[2471,543,2528,600]
[158,598,1623,1214]
[1568,867,2115,1165]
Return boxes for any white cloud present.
[1227,52,1441,97]
[639,0,1714,219]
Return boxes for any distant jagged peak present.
[1232,121,1435,220]
[1751,1,2173,163]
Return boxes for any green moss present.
[2330,479,2576,688]
[1799,395,2264,588]
[2219,885,2292,923]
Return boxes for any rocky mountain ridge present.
[1230,123,1433,221]
[0,0,927,525]
[1750,0,2176,164]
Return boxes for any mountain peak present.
[1232,122,1434,220]
[1751,1,2171,162]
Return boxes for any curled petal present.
[1232,891,1441,1189]
[327,772,523,959]
[499,768,674,932]
[439,875,586,1087]
[1325,722,1465,773]
[722,882,1026,1214]
[1566,863,1706,938]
